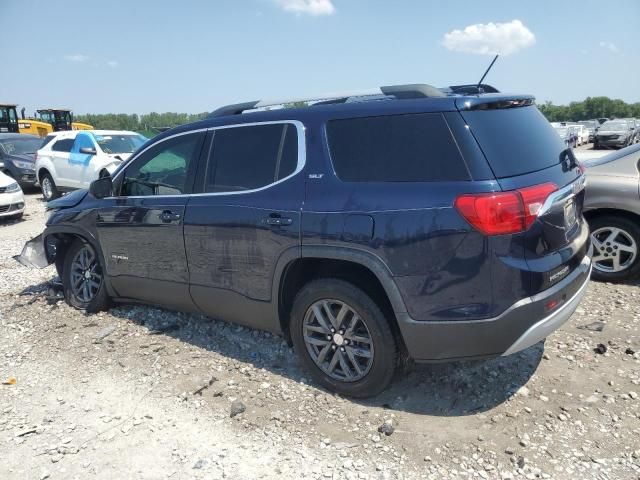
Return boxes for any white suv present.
[36,130,147,201]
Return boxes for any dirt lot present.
[1,190,639,480]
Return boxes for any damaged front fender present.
[14,233,53,269]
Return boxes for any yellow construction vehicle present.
[18,109,93,137]
[0,104,20,133]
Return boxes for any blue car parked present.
[18,83,592,397]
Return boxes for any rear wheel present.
[590,216,640,282]
[62,239,110,312]
[41,173,60,201]
[290,279,398,398]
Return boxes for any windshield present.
[600,122,627,132]
[94,134,148,154]
[0,137,43,155]
[554,127,568,136]
[578,121,596,128]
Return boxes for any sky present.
[1,0,639,115]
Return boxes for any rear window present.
[461,106,566,178]
[41,135,55,149]
[326,113,470,182]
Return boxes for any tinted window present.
[52,138,74,152]
[461,106,567,178]
[205,123,298,193]
[41,135,55,149]
[326,113,469,182]
[121,132,203,196]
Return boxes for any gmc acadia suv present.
[18,83,592,397]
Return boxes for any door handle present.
[159,210,181,223]
[264,215,293,226]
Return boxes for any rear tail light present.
[455,182,557,235]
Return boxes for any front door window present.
[120,133,203,197]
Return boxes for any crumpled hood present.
[46,188,88,211]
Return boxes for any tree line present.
[73,96,640,134]
[73,112,209,137]
[538,96,640,122]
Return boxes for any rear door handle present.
[159,210,181,223]
[264,216,293,226]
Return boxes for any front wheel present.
[290,279,399,398]
[590,216,640,282]
[62,239,110,312]
[41,173,60,201]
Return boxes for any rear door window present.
[326,113,470,182]
[204,123,298,193]
[461,105,566,178]
[51,138,74,152]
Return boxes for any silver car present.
[583,144,640,281]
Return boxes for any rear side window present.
[51,138,74,152]
[205,123,298,193]
[326,113,469,182]
[41,135,55,149]
[461,106,566,178]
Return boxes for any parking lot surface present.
[1,190,639,480]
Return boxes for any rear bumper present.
[397,252,592,362]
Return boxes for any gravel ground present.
[1,190,639,480]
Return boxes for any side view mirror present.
[80,147,97,155]
[89,176,113,199]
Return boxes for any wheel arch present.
[275,246,407,347]
[43,226,116,297]
[584,208,640,225]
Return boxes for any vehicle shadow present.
[22,280,541,417]
[0,215,26,227]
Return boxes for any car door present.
[50,136,75,186]
[95,130,206,311]
[184,121,305,331]
[68,131,97,188]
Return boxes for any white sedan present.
[0,170,25,219]
[35,130,148,201]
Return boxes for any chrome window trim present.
[108,120,305,199]
[538,175,586,216]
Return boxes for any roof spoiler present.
[208,83,446,118]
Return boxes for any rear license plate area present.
[564,199,577,230]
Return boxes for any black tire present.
[290,279,399,398]
[62,239,110,312]
[589,215,640,283]
[41,172,60,201]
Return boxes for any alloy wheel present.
[302,299,374,382]
[42,177,52,200]
[591,227,638,273]
[70,245,102,303]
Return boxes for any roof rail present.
[208,83,445,118]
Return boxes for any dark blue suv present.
[19,84,592,397]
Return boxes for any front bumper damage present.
[14,233,53,269]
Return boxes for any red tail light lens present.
[455,182,557,235]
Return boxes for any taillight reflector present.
[455,182,557,235]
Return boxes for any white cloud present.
[442,20,535,56]
[276,0,335,16]
[106,60,118,68]
[64,54,89,62]
[599,41,619,53]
